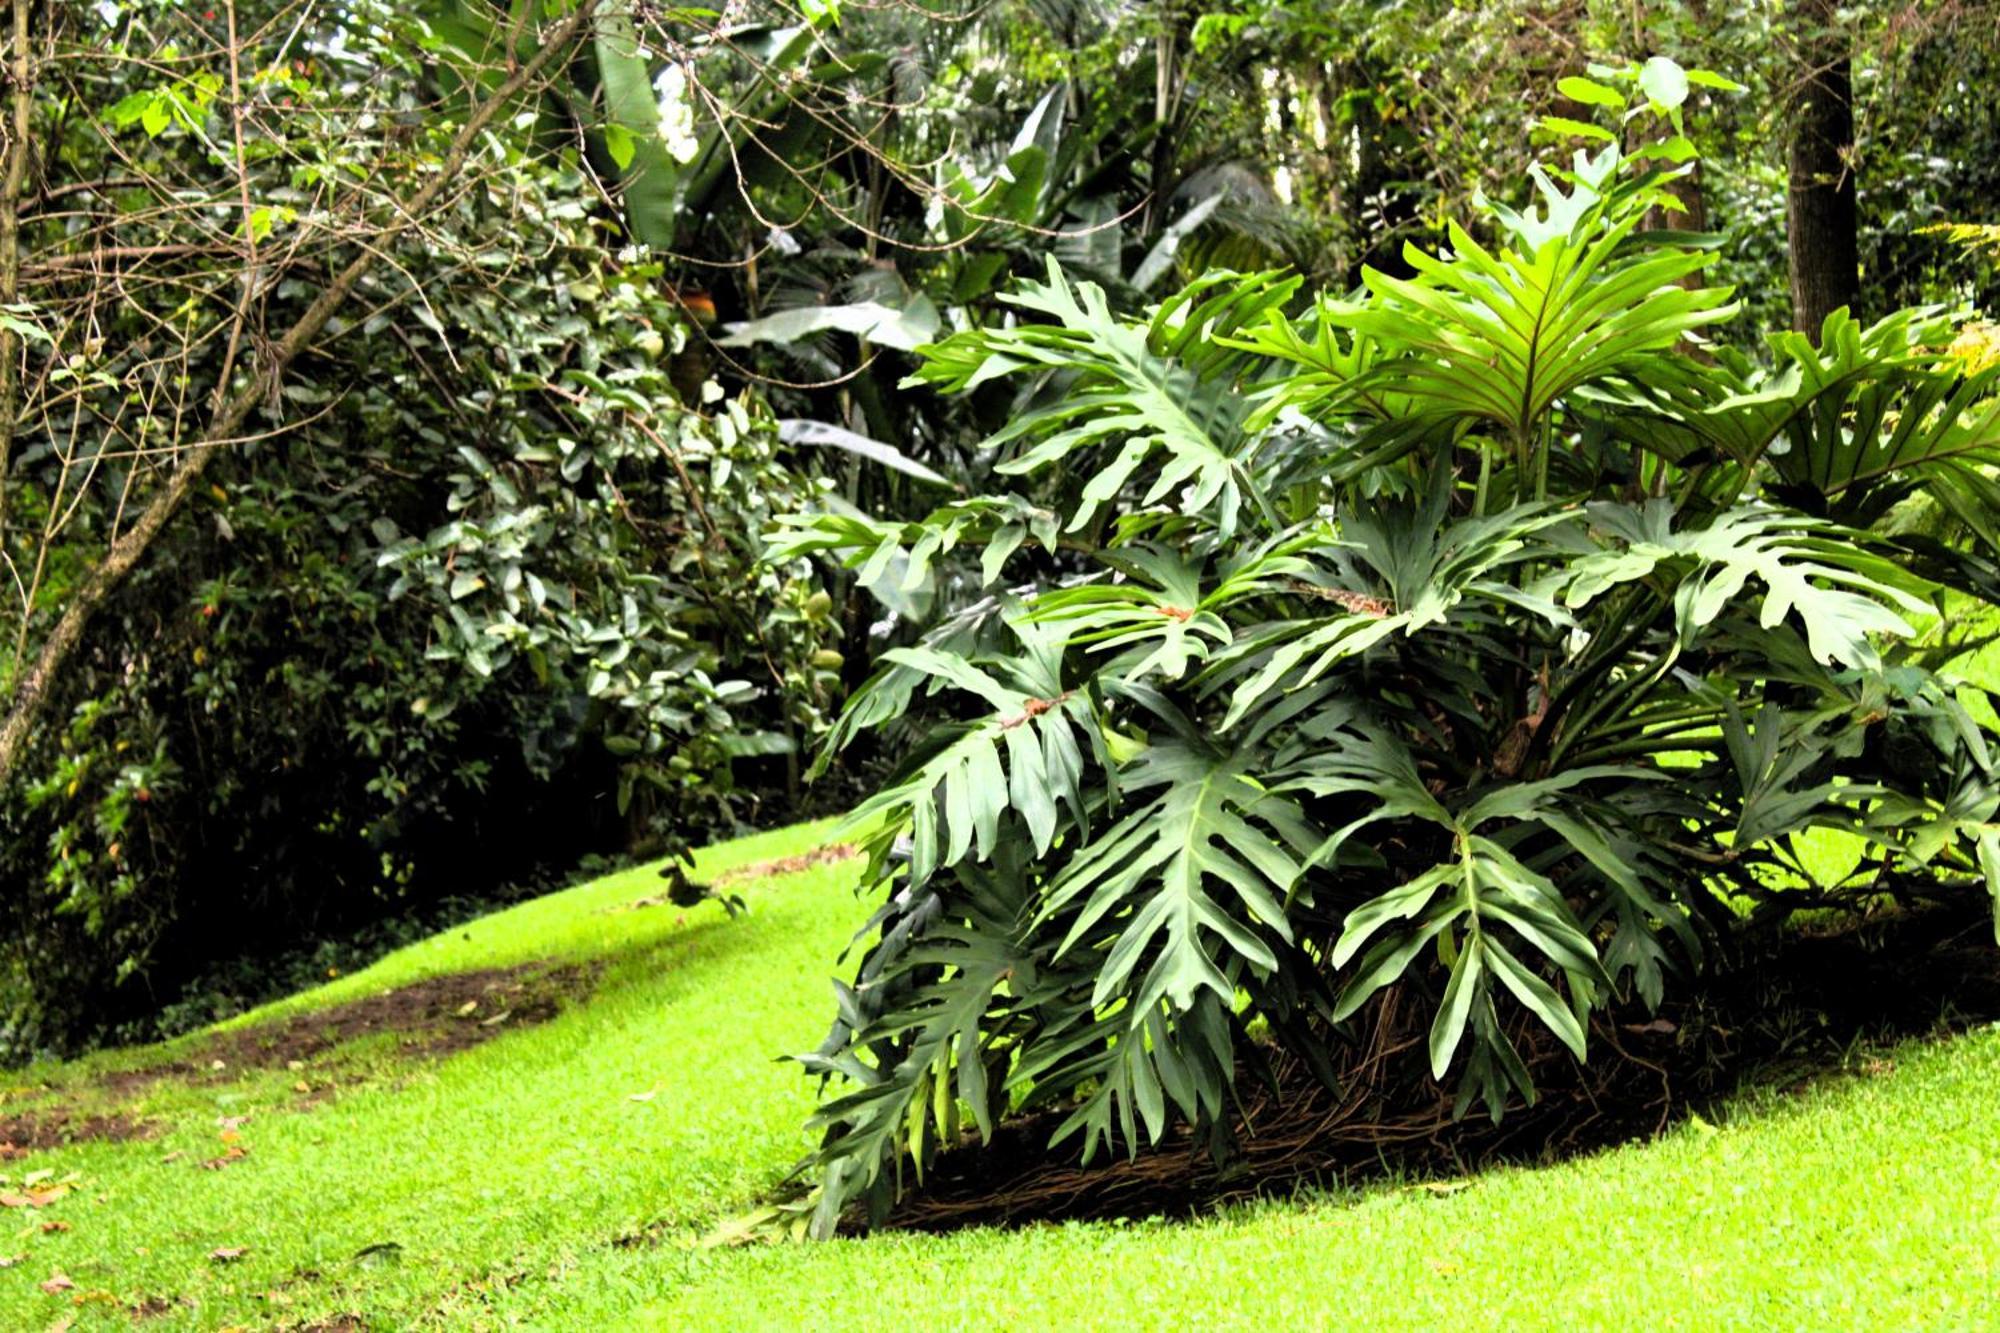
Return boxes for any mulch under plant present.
[880,901,2000,1232]
[5,961,600,1138]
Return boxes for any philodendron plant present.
[768,60,2000,1236]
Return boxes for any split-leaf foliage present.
[779,74,2000,1236]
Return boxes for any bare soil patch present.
[0,1110,150,1154]
[713,843,859,886]
[189,960,599,1072]
[879,902,2000,1232]
[22,961,599,1111]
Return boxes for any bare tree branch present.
[0,0,604,787]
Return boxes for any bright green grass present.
[650,1034,2000,1331]
[4,818,1999,1330]
[0,819,857,1330]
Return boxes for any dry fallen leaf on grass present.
[199,1147,248,1170]
[1,1189,64,1208]
[0,1253,22,1268]
[39,1220,69,1234]
[39,1273,74,1294]
[208,1246,249,1263]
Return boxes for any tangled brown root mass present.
[881,903,2000,1232]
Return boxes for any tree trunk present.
[1786,0,1861,338]
[1346,64,1386,285]
[0,0,38,561]
[1143,3,1185,236]
[1645,159,1708,236]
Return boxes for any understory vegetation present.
[4,0,2000,1317]
[5,0,1998,1064]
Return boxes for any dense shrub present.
[0,8,837,1057]
[781,70,2000,1234]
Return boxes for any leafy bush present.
[782,75,2000,1234]
[0,14,838,1056]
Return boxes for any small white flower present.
[654,64,700,165]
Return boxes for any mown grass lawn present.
[2,817,1997,1330]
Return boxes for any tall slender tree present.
[1785,0,1861,336]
